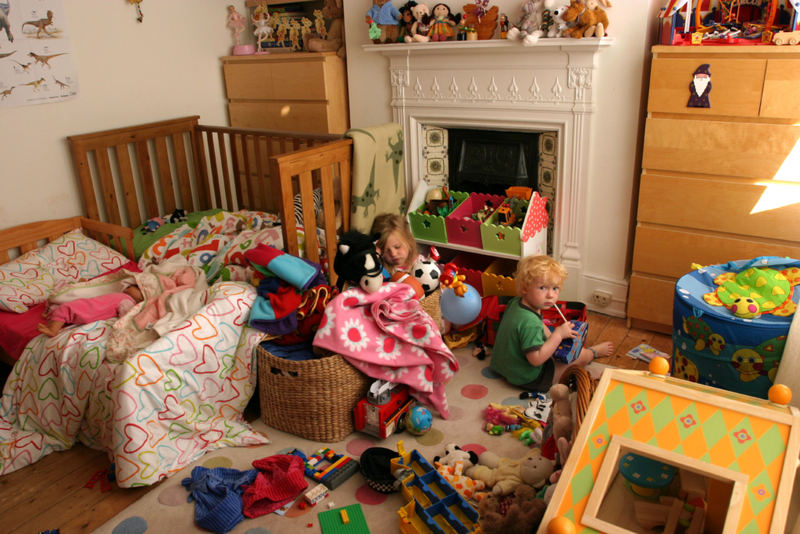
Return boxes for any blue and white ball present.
[406,406,433,436]
[412,260,441,296]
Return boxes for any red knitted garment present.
[242,455,308,518]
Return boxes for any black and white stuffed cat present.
[333,230,383,293]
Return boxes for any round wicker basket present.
[257,345,371,443]
[558,364,598,442]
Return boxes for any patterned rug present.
[92,345,582,534]
[90,348,800,534]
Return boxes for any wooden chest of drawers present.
[222,51,350,134]
[627,46,800,333]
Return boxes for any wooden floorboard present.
[0,311,667,533]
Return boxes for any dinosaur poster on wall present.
[0,0,78,109]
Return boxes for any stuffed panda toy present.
[333,230,384,293]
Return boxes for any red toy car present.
[354,380,414,439]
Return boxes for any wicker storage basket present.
[558,364,598,443]
[420,288,443,332]
[257,345,371,442]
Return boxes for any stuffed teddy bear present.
[477,484,547,534]
[306,0,346,58]
[549,383,574,457]
[366,0,402,44]
[404,3,431,42]
[506,0,555,46]
[465,448,555,496]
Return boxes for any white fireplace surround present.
[365,39,612,302]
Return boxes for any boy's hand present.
[554,321,578,340]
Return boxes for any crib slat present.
[298,170,319,264]
[95,147,122,227]
[20,242,36,254]
[192,128,211,210]
[0,250,8,264]
[137,139,160,220]
[254,136,268,212]
[242,135,256,211]
[217,132,233,211]
[229,133,244,211]
[115,144,142,229]
[205,131,223,210]
[173,132,194,213]
[271,157,299,257]
[155,136,177,215]
[319,164,338,268]
[70,139,100,222]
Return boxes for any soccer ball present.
[412,260,441,296]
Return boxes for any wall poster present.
[0,0,78,109]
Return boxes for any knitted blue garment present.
[181,466,258,534]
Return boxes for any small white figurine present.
[252,8,273,49]
[227,5,246,45]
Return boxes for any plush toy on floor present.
[433,443,485,500]
[477,484,547,534]
[465,448,555,495]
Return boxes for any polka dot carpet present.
[93,345,545,534]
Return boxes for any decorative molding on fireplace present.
[365,38,611,300]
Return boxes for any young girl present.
[37,285,144,337]
[371,213,424,275]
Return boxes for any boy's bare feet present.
[590,341,613,359]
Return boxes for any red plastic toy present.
[354,380,414,439]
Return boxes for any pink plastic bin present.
[444,193,505,249]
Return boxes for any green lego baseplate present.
[319,503,371,534]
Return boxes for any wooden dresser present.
[627,45,800,334]
[222,51,349,134]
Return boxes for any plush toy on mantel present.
[506,0,555,46]
[465,447,555,495]
[367,0,402,44]
[404,3,432,42]
[560,0,609,38]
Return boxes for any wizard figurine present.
[688,64,712,108]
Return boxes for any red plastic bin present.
[444,193,505,249]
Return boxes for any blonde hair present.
[371,213,417,273]
[515,255,569,295]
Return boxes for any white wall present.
[0,0,245,230]
[344,0,665,312]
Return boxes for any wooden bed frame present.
[0,216,134,366]
[67,116,353,282]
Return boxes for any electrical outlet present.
[592,291,612,307]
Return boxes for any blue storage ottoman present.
[672,257,800,399]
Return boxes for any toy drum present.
[553,321,588,364]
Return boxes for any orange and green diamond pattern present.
[556,378,790,534]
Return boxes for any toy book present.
[627,343,668,362]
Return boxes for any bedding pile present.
[136,210,327,283]
[0,227,274,486]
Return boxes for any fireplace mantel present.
[365,38,611,301]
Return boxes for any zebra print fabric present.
[294,187,323,226]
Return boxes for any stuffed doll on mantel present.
[366,0,403,44]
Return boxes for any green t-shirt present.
[490,297,547,385]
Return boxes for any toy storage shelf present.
[627,45,800,334]
[415,238,521,261]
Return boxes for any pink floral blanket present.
[313,283,458,418]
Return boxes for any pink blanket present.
[134,267,197,329]
[313,283,458,418]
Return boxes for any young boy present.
[490,255,613,390]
